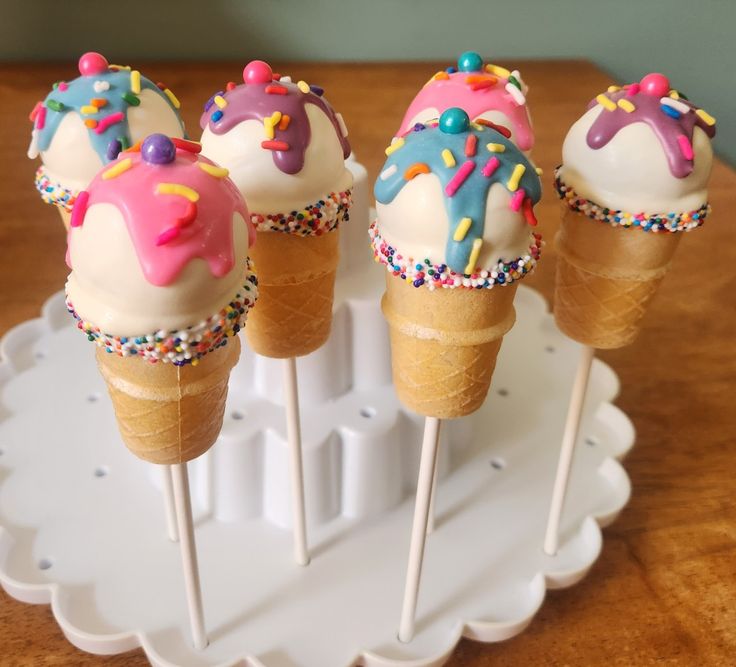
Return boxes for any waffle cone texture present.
[96,336,241,465]
[381,275,517,419]
[246,229,339,358]
[554,208,681,349]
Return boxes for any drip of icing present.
[34,53,184,165]
[199,61,350,175]
[586,75,716,179]
[375,109,541,274]
[396,54,534,151]
[69,135,252,286]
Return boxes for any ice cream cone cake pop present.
[65,133,258,464]
[373,107,542,419]
[28,52,185,230]
[554,73,716,348]
[199,60,353,358]
[396,51,534,154]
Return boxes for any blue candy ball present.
[439,108,470,134]
[141,133,176,165]
[458,51,483,72]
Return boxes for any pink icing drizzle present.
[397,72,535,151]
[67,149,253,287]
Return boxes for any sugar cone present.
[95,337,241,464]
[554,208,681,349]
[381,275,517,419]
[57,207,71,231]
[246,230,339,358]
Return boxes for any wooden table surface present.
[1,60,734,666]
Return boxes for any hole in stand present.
[34,351,46,361]
[0,448,4,456]
[94,466,109,478]
[87,393,99,403]
[490,458,506,470]
[497,388,509,397]
[545,345,556,353]
[231,410,244,420]
[585,436,598,447]
[38,558,53,571]
[360,407,376,419]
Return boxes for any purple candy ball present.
[141,134,176,164]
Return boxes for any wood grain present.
[1,60,734,666]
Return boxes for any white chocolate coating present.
[200,105,353,214]
[41,90,184,194]
[559,105,713,213]
[66,203,250,336]
[376,174,531,267]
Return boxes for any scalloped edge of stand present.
[0,285,634,667]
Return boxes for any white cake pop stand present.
[0,159,634,667]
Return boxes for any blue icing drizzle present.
[37,67,183,164]
[374,120,542,274]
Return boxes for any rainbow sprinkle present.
[67,263,258,366]
[251,189,352,235]
[34,166,77,211]
[555,167,709,233]
[370,221,542,291]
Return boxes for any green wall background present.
[3,0,732,163]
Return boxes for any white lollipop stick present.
[543,345,595,556]
[425,441,440,535]
[283,357,310,566]
[162,465,179,542]
[170,462,208,650]
[398,416,442,643]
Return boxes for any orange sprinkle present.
[432,71,450,82]
[465,75,497,85]
[124,140,142,153]
[470,79,496,91]
[84,119,97,129]
[278,114,291,131]
[91,98,107,108]
[465,134,478,157]
[404,163,430,180]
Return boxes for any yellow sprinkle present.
[617,99,636,113]
[101,158,132,180]
[535,166,544,176]
[156,183,200,201]
[464,238,483,275]
[596,94,617,112]
[164,88,181,109]
[669,90,680,99]
[297,80,310,94]
[270,111,282,126]
[607,85,621,93]
[198,162,229,178]
[486,143,506,153]
[507,164,526,191]
[263,118,275,140]
[453,217,472,242]
[470,121,484,131]
[696,109,716,126]
[486,63,511,79]
[130,70,141,94]
[109,64,131,71]
[80,105,98,115]
[214,95,228,109]
[441,148,456,168]
[385,138,405,156]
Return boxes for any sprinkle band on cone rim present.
[554,166,709,233]
[67,261,258,366]
[251,189,352,236]
[34,165,78,211]
[370,221,542,290]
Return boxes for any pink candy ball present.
[78,52,109,76]
[640,73,670,97]
[243,60,273,85]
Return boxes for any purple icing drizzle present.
[586,87,716,179]
[199,77,350,175]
